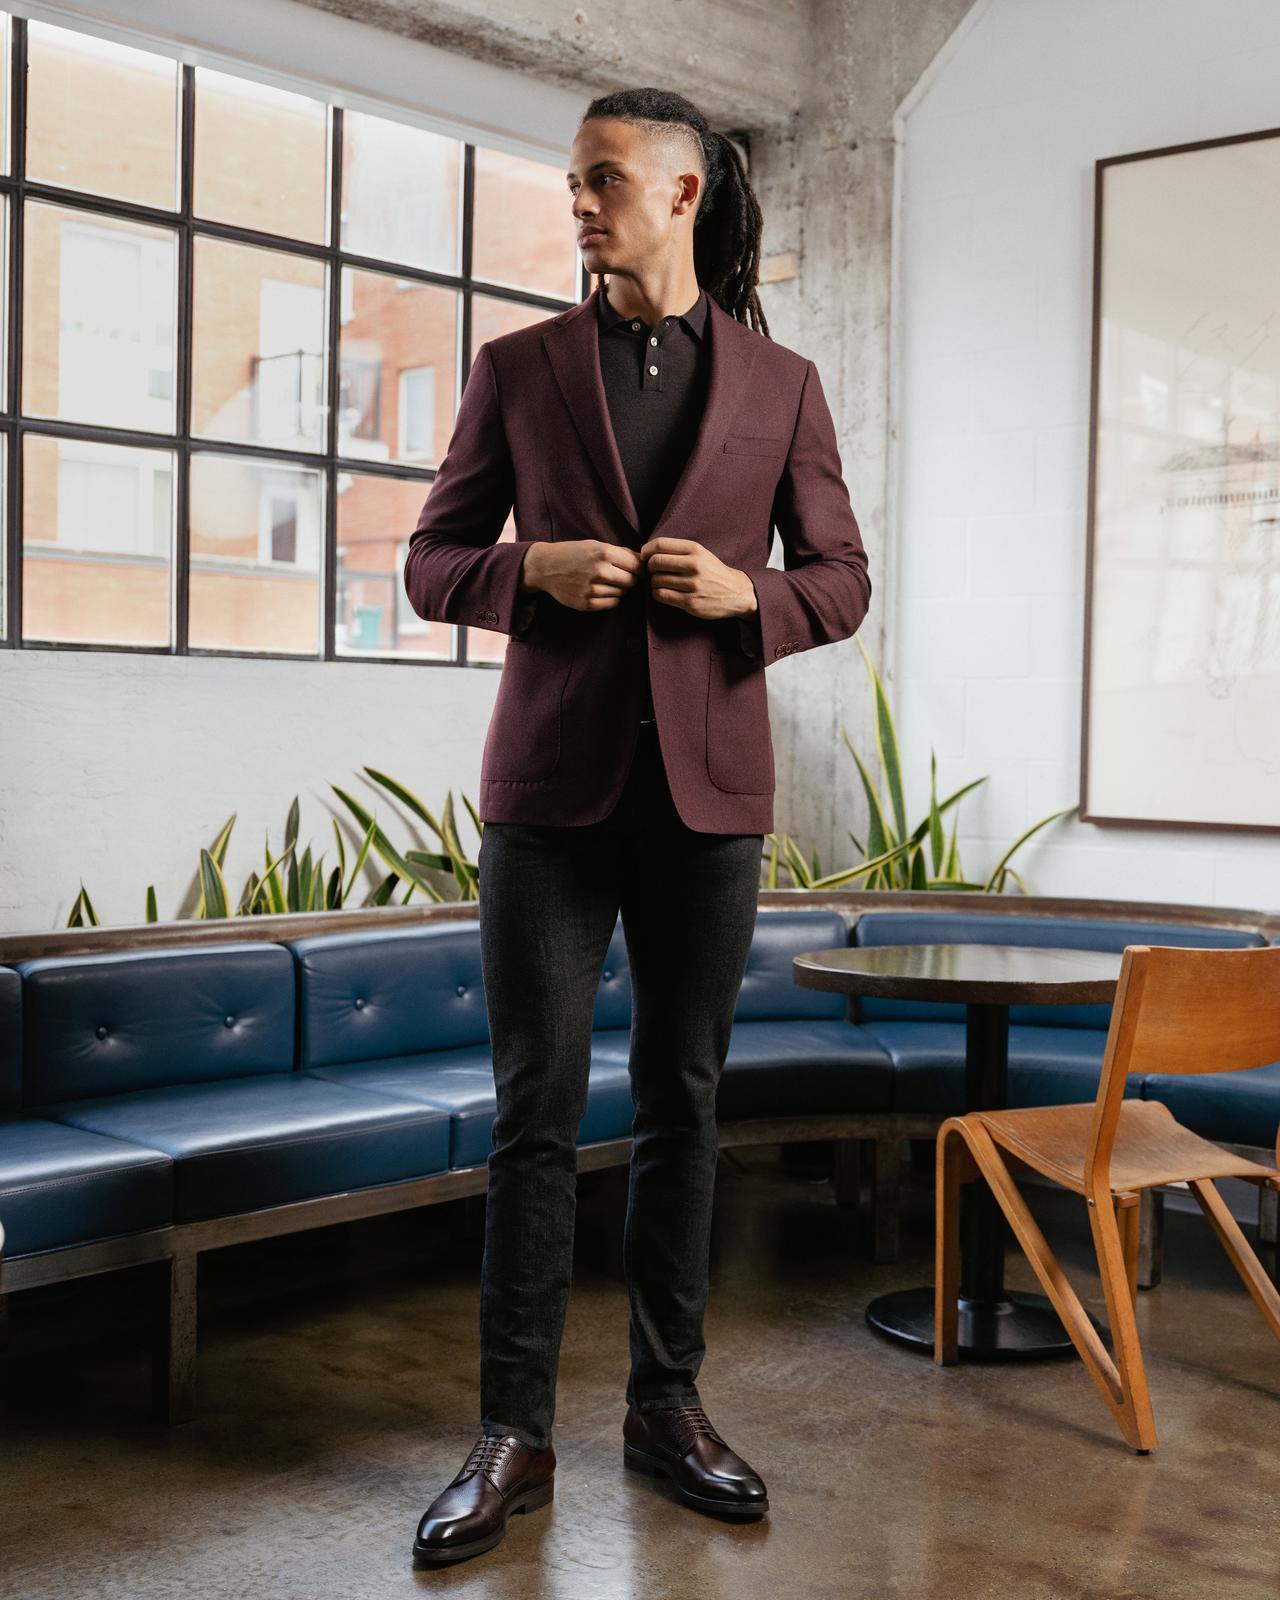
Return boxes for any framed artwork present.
[1081,126,1280,833]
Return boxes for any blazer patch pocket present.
[723,435,787,457]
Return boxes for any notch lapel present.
[542,287,762,546]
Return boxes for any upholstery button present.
[95,1024,107,1039]
[224,1015,235,1027]
[354,997,365,1009]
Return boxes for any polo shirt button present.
[95,1024,108,1038]
[649,336,658,345]
[648,365,658,375]
[631,321,640,330]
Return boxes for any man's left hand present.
[638,536,758,620]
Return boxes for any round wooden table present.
[792,942,1123,1359]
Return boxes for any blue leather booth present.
[2,902,1277,1423]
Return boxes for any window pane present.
[22,433,174,646]
[194,67,328,244]
[472,146,577,301]
[337,472,448,658]
[191,237,328,452]
[341,112,460,274]
[189,453,323,654]
[0,14,11,177]
[339,268,457,466]
[472,292,559,353]
[23,201,177,432]
[26,22,178,210]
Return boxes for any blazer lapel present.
[543,289,640,536]
[542,287,762,545]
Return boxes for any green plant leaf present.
[331,784,442,900]
[856,636,907,842]
[343,817,378,903]
[199,848,230,919]
[332,817,347,885]
[368,870,399,907]
[363,766,445,839]
[981,806,1076,892]
[928,750,945,875]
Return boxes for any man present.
[404,87,872,1567]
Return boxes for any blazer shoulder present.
[749,330,810,382]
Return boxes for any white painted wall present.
[890,0,1280,912]
[0,0,591,934]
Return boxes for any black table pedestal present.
[865,1000,1093,1360]
[865,1288,1077,1358]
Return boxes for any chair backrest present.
[1087,944,1280,1189]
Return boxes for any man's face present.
[565,117,698,275]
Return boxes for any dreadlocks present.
[579,87,771,338]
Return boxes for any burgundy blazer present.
[403,285,872,834]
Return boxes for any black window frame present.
[0,11,590,668]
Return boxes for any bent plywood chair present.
[934,943,1280,1453]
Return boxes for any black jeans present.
[475,722,764,1451]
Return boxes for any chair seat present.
[972,1098,1280,1195]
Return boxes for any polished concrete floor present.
[3,1144,1280,1599]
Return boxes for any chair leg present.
[1118,1196,1141,1307]
[1087,1190,1158,1453]
[934,1120,975,1366]
[1259,1183,1279,1249]
[1137,1188,1164,1290]
[152,1252,198,1425]
[870,1137,901,1264]
[1189,1178,1280,1343]
[953,1120,1156,1453]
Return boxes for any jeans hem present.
[630,1391,702,1415]
[482,1421,551,1451]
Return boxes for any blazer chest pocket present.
[723,435,786,458]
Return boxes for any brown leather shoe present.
[412,1432,555,1565]
[623,1403,768,1518]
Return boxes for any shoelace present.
[660,1405,726,1456]
[462,1434,516,1482]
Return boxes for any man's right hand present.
[521,539,644,613]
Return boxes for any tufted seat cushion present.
[0,1115,172,1256]
[45,1074,451,1223]
[591,1017,893,1120]
[305,1046,637,1168]
[1141,1062,1280,1150]
[861,1021,1143,1114]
